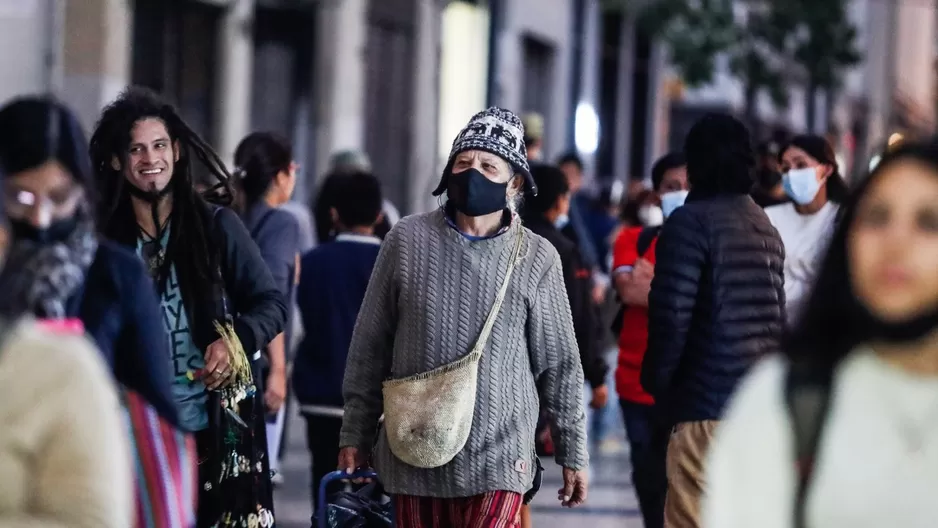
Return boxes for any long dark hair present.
[232,132,292,214]
[785,139,938,368]
[780,134,850,204]
[89,86,234,296]
[0,97,93,204]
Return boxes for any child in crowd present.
[292,170,385,513]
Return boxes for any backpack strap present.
[636,226,661,258]
[784,362,835,528]
[610,226,661,336]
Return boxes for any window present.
[131,0,220,139]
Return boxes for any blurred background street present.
[2,0,936,210]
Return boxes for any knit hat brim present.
[433,107,538,197]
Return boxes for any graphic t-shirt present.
[137,230,208,431]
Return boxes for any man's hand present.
[265,368,287,413]
[633,257,654,281]
[618,257,654,307]
[338,446,371,483]
[202,338,235,390]
[589,385,609,409]
[558,467,588,507]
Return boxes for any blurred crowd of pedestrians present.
[0,81,936,528]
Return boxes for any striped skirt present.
[393,490,523,528]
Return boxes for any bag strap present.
[471,229,525,356]
[785,362,835,528]
[609,226,660,336]
[636,226,660,257]
[249,208,277,240]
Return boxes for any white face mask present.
[660,190,690,218]
[638,205,664,227]
[783,167,824,205]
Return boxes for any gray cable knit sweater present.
[340,209,589,498]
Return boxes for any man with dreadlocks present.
[90,86,286,527]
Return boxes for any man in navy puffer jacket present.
[641,113,785,528]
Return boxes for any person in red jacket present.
[611,152,688,528]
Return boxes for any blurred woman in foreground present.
[704,140,938,527]
[0,103,132,527]
[0,97,176,423]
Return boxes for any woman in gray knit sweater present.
[338,108,590,527]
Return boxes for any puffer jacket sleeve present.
[641,207,707,399]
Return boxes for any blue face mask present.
[783,167,823,205]
[554,214,570,230]
[660,190,689,219]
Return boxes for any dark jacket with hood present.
[641,191,785,425]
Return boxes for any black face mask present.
[756,167,782,189]
[9,216,78,245]
[856,302,938,345]
[447,168,508,217]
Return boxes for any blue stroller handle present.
[317,469,379,528]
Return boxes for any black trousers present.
[620,400,668,528]
[304,414,344,512]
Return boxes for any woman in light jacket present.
[704,140,938,528]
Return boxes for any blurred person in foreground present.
[0,116,132,528]
[0,97,177,424]
[642,113,786,528]
[610,151,688,528]
[294,170,384,512]
[339,107,589,526]
[233,131,302,482]
[704,139,938,528]
[767,134,849,324]
[90,86,285,527]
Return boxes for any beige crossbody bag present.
[381,230,525,468]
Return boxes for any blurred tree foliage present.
[766,0,861,131]
[603,0,861,132]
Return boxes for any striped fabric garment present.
[393,490,523,528]
[123,389,198,528]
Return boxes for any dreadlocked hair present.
[89,86,233,298]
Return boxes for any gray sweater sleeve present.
[528,252,590,470]
[340,229,398,450]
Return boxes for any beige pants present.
[663,420,719,528]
